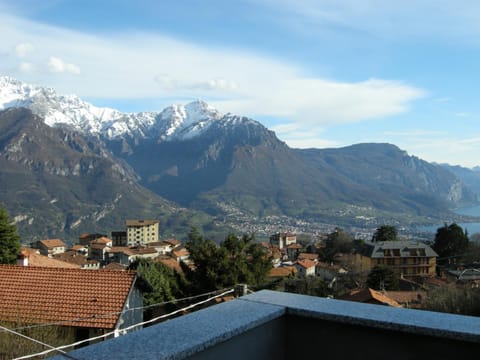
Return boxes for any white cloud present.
[47,56,81,75]
[15,42,34,58]
[19,61,33,72]
[255,0,480,42]
[0,11,423,126]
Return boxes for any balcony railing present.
[55,290,480,360]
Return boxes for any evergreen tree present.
[433,223,469,264]
[372,225,398,242]
[322,228,353,262]
[0,205,21,264]
[186,229,271,293]
[366,265,399,290]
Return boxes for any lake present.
[420,204,480,235]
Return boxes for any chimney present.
[17,250,29,266]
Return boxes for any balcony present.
[56,290,479,359]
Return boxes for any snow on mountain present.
[0,76,224,141]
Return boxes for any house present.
[89,243,110,262]
[78,233,107,246]
[286,243,303,260]
[163,238,182,249]
[342,288,402,307]
[268,266,297,279]
[108,247,159,266]
[53,250,100,269]
[172,247,190,264]
[0,265,144,342]
[295,259,316,276]
[355,240,438,277]
[148,241,174,255]
[316,261,348,282]
[111,231,128,246]
[270,232,296,250]
[36,238,66,257]
[297,253,319,263]
[17,248,79,269]
[90,236,113,248]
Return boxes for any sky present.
[1,0,479,168]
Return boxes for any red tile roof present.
[156,256,183,273]
[0,265,138,329]
[38,238,66,248]
[297,253,318,261]
[20,248,79,269]
[90,237,112,245]
[268,266,297,278]
[343,288,402,308]
[296,259,316,269]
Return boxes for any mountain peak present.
[0,76,229,141]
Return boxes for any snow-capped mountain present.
[0,76,223,141]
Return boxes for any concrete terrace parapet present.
[55,290,480,359]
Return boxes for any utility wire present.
[7,287,232,332]
[0,324,79,360]
[13,288,235,360]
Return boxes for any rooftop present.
[126,220,159,226]
[58,290,480,359]
[38,238,66,248]
[0,265,137,329]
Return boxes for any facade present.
[296,259,316,276]
[270,232,296,250]
[355,241,438,277]
[78,233,107,246]
[111,231,128,247]
[37,239,66,257]
[126,220,159,246]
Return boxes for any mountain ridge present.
[1,76,479,242]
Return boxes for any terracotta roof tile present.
[0,265,137,329]
[296,259,316,269]
[38,238,66,248]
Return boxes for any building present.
[342,288,402,307]
[57,290,480,360]
[126,220,159,246]
[295,259,316,276]
[78,233,107,246]
[111,231,127,247]
[36,238,66,257]
[355,240,438,277]
[0,265,144,343]
[270,232,296,250]
[17,248,80,269]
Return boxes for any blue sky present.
[1,0,479,167]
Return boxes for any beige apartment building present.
[355,240,438,277]
[126,220,159,246]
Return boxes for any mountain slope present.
[297,144,477,211]
[440,164,480,199]
[1,77,478,238]
[0,107,215,242]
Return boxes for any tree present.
[186,229,272,293]
[433,223,469,264]
[366,265,399,290]
[128,258,188,305]
[0,205,21,264]
[425,286,480,316]
[372,225,398,242]
[322,228,353,262]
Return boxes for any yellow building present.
[126,220,159,246]
[355,241,437,277]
